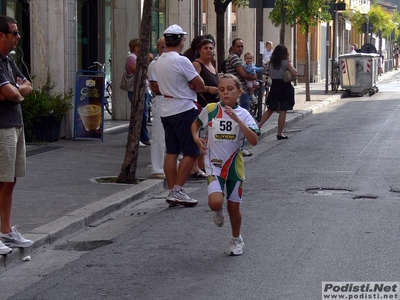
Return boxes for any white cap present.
[164,24,187,38]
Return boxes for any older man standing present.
[155,24,205,207]
[0,16,33,254]
[147,37,166,180]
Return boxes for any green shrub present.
[21,82,74,129]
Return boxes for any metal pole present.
[325,21,330,94]
[256,0,263,121]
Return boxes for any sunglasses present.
[5,30,20,36]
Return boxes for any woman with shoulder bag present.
[258,44,297,140]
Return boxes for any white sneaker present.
[242,149,253,157]
[150,173,166,180]
[0,226,33,248]
[212,209,225,227]
[139,141,147,148]
[227,235,244,256]
[0,240,12,254]
[166,189,198,207]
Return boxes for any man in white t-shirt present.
[262,41,273,64]
[155,24,205,207]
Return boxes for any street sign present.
[361,22,373,34]
[249,0,275,8]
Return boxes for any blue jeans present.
[127,91,150,142]
[240,91,251,112]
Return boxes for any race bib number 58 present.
[212,118,239,142]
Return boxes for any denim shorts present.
[240,91,250,112]
[161,108,200,157]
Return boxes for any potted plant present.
[21,81,74,142]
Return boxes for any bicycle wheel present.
[104,82,112,115]
[332,71,339,92]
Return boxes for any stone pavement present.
[0,73,393,267]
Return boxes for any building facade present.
[1,0,394,138]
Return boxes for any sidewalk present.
[0,74,392,267]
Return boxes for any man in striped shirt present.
[225,38,256,157]
[225,38,257,112]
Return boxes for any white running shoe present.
[0,226,33,248]
[139,141,147,148]
[0,240,12,254]
[212,209,225,227]
[166,189,198,207]
[227,235,244,256]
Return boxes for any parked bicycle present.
[249,65,272,119]
[88,60,112,116]
[331,59,340,93]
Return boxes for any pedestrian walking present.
[155,24,205,207]
[394,45,399,70]
[124,38,152,148]
[258,44,297,140]
[147,37,166,180]
[191,73,260,256]
[0,15,34,255]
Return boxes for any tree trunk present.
[117,0,153,184]
[215,0,232,71]
[305,25,311,101]
[279,4,286,44]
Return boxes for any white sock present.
[173,185,183,191]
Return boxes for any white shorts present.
[246,80,253,88]
[207,175,243,203]
[0,127,26,182]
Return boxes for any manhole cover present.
[306,188,352,195]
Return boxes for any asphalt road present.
[3,74,400,300]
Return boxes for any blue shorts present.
[161,108,200,157]
[240,91,250,112]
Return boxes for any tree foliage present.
[214,0,249,68]
[351,5,399,39]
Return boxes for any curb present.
[0,92,343,269]
[0,179,166,268]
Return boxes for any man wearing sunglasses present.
[0,15,33,255]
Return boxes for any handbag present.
[283,70,292,83]
[119,68,135,91]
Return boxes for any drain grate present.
[306,188,352,195]
[352,195,378,200]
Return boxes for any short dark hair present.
[0,15,17,34]
[232,38,243,47]
[165,36,182,47]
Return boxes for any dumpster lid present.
[339,53,380,59]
